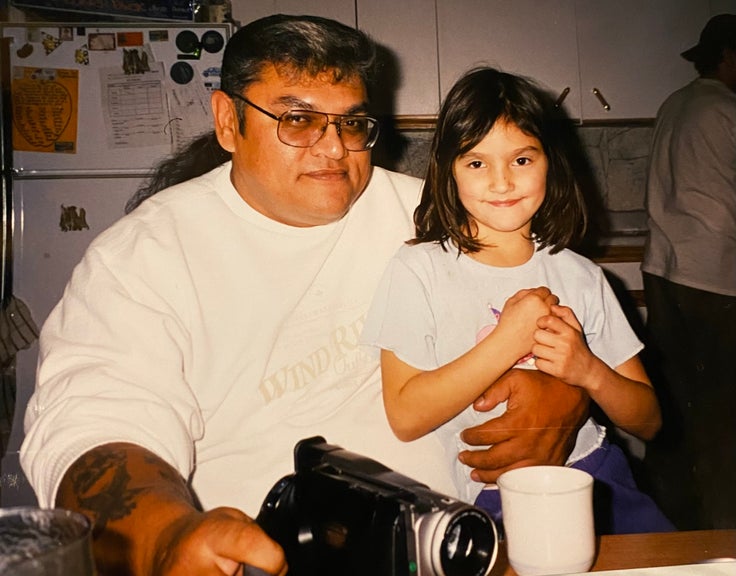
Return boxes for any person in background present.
[641,13,736,530]
[20,15,589,576]
[362,67,674,534]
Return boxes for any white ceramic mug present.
[497,466,595,576]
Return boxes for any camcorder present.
[256,436,498,576]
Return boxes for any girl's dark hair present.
[413,67,587,254]
[127,14,377,213]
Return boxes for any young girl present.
[361,67,673,534]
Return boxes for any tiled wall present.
[373,123,654,240]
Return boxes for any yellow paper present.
[11,66,79,153]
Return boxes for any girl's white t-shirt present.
[362,241,642,503]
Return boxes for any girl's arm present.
[533,304,661,440]
[381,286,557,442]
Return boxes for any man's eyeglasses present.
[229,93,380,152]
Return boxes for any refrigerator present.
[0,21,231,505]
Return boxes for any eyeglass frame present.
[227,92,380,152]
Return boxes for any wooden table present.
[491,529,736,575]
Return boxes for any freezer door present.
[2,23,230,175]
[1,176,142,506]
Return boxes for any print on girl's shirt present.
[476,303,536,369]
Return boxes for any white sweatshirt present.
[21,163,456,514]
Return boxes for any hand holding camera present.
[256,436,498,576]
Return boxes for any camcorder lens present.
[440,509,496,576]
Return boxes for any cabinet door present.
[436,0,581,118]
[232,1,356,27]
[358,0,439,116]
[710,0,736,14]
[575,0,709,120]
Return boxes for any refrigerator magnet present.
[16,43,33,59]
[170,62,194,85]
[75,45,89,66]
[201,30,224,54]
[41,33,61,55]
[149,30,169,43]
[117,32,144,48]
[88,33,116,51]
[175,30,201,57]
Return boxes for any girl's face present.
[452,118,547,244]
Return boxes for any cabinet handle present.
[555,87,570,108]
[591,88,611,111]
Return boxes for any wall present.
[376,123,653,240]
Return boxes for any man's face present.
[212,64,373,227]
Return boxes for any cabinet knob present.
[555,87,571,108]
[591,88,611,111]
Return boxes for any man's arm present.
[56,443,286,576]
[459,369,589,483]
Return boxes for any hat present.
[681,14,736,62]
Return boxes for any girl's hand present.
[533,306,662,440]
[532,304,597,389]
[496,287,559,353]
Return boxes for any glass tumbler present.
[0,507,96,575]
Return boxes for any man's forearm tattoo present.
[144,452,194,503]
[68,449,143,535]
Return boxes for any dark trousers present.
[642,273,736,529]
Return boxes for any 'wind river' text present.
[258,316,369,404]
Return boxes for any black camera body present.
[256,436,498,576]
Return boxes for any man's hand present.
[56,443,287,576]
[459,369,589,484]
[153,506,286,575]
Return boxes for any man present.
[21,15,587,575]
[642,14,736,529]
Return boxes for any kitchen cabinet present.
[231,0,438,117]
[436,0,581,117]
[437,0,711,121]
[232,1,356,28]
[357,0,439,117]
[711,0,736,15]
[229,0,725,120]
[575,0,709,120]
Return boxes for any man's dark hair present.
[125,131,229,213]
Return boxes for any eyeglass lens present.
[278,111,379,151]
